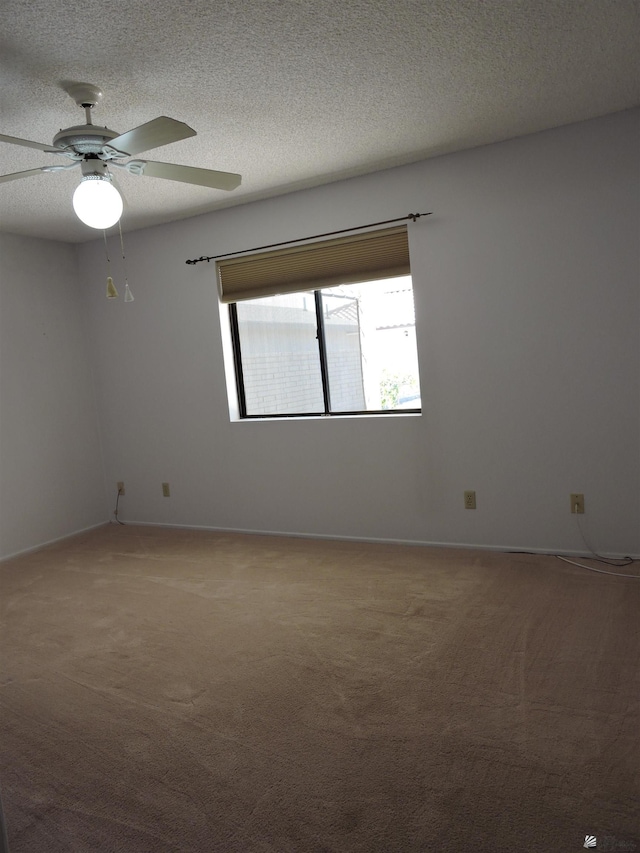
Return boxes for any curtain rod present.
[184,212,432,265]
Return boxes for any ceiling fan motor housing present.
[52,125,121,155]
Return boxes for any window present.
[218,227,421,418]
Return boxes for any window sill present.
[230,411,422,423]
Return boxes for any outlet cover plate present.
[570,493,585,514]
[464,490,476,509]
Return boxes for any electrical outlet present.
[162,482,171,498]
[570,493,585,514]
[117,481,125,495]
[464,490,476,510]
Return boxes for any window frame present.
[228,286,422,420]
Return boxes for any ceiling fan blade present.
[0,133,58,153]
[135,160,242,190]
[107,117,197,156]
[0,167,51,183]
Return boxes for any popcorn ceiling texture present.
[1,0,639,242]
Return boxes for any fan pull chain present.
[118,220,135,302]
[103,230,118,298]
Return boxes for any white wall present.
[76,108,640,555]
[0,233,107,559]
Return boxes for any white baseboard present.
[116,520,640,561]
[0,520,110,563]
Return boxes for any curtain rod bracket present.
[185,212,432,265]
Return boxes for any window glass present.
[235,292,324,415]
[231,276,420,417]
[321,277,420,412]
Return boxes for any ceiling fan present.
[0,82,242,229]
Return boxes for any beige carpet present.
[0,524,638,852]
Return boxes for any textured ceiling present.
[1,0,639,243]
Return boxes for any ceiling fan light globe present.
[73,176,123,229]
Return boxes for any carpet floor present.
[0,524,638,852]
